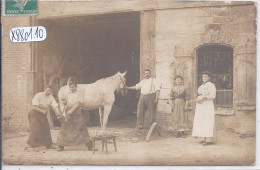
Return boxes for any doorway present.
[36,12,140,127]
[197,44,233,108]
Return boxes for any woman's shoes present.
[202,142,214,146]
[202,141,207,146]
[135,126,143,130]
[57,146,64,151]
[175,131,188,138]
[181,133,187,138]
[199,140,205,144]
[175,132,181,138]
[46,144,57,149]
[24,144,34,151]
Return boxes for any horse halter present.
[118,74,126,87]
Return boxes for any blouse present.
[32,92,58,108]
[66,90,82,108]
[170,85,190,100]
[198,82,216,100]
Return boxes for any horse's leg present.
[102,105,112,129]
[99,107,104,128]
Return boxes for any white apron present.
[192,82,216,138]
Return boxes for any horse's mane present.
[94,73,119,84]
[95,78,106,83]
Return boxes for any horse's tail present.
[67,77,72,86]
[67,76,79,85]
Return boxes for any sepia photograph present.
[1,0,257,167]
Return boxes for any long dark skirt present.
[57,109,91,146]
[171,98,189,131]
[27,110,52,147]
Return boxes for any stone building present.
[2,1,256,133]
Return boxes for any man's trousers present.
[137,93,156,128]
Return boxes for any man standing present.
[125,69,161,129]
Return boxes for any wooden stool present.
[91,135,117,155]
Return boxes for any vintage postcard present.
[1,0,257,167]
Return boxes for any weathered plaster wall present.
[154,4,256,131]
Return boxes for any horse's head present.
[107,71,127,93]
[117,71,127,89]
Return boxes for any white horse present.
[58,72,127,129]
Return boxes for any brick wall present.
[154,4,256,130]
[2,17,31,129]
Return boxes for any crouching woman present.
[56,79,93,151]
[26,85,59,149]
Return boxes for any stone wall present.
[155,4,256,129]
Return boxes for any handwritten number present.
[34,26,38,38]
[24,28,32,41]
[16,29,20,41]
[11,30,16,41]
[10,26,46,42]
[38,29,43,38]
[34,27,43,38]
[19,29,24,41]
[29,28,32,40]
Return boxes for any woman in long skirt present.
[26,85,59,149]
[56,78,93,151]
[170,75,190,137]
[192,71,216,146]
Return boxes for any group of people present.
[125,69,217,146]
[25,69,216,151]
[26,78,94,151]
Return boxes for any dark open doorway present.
[197,44,233,108]
[36,12,140,127]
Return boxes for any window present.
[197,44,233,108]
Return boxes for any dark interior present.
[197,44,233,107]
[197,45,233,89]
[36,12,140,126]
[37,12,140,85]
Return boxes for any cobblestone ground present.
[2,127,255,166]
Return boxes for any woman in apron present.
[192,71,217,146]
[56,78,93,151]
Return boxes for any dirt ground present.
[2,117,256,166]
